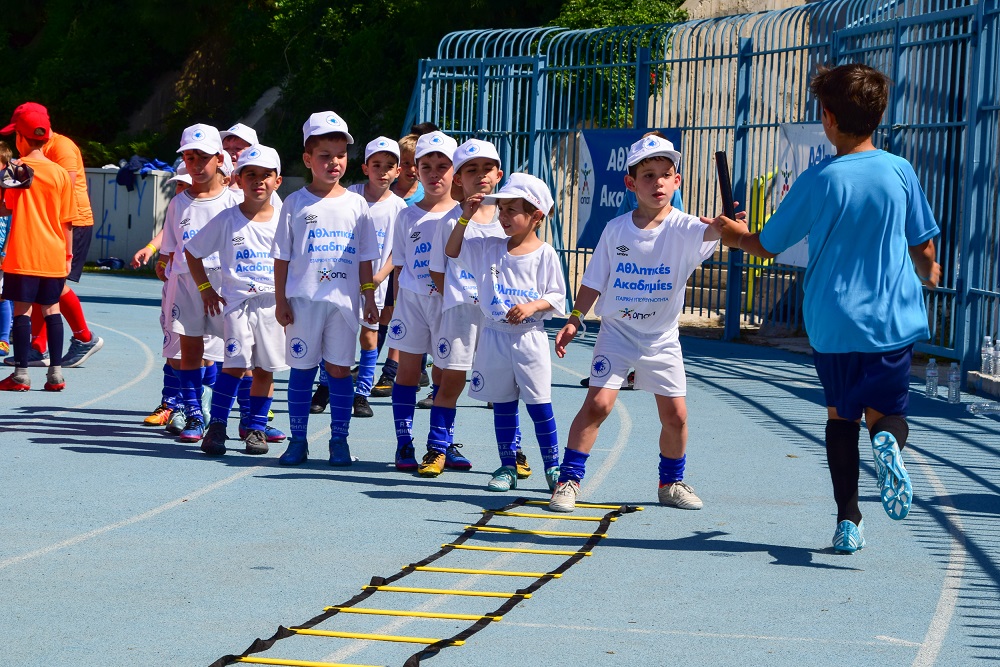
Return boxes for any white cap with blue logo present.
[302,111,355,146]
[220,123,259,146]
[483,173,553,215]
[178,123,223,154]
[625,135,681,171]
[452,139,501,172]
[364,136,401,162]
[234,144,281,176]
[414,131,458,161]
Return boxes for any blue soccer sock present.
[209,372,241,424]
[493,400,520,467]
[391,383,418,449]
[203,363,218,388]
[558,448,590,483]
[288,367,318,440]
[0,299,13,343]
[526,402,559,470]
[355,348,378,397]
[327,374,354,438]
[237,375,252,424]
[162,363,180,409]
[658,454,686,486]
[248,395,272,432]
[318,364,329,388]
[427,405,456,454]
[177,368,205,421]
[382,358,399,382]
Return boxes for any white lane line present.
[501,622,922,647]
[319,360,633,663]
[908,448,966,667]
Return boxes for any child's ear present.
[275,174,283,188]
[624,174,637,193]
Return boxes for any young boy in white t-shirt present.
[445,173,566,492]
[159,124,240,442]
[184,145,287,457]
[388,131,458,474]
[346,137,407,417]
[272,112,379,467]
[549,136,721,513]
[424,138,510,475]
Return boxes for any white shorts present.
[166,271,224,339]
[223,294,289,372]
[284,298,357,369]
[388,288,441,356]
[434,304,482,371]
[589,319,686,396]
[160,279,222,361]
[358,292,380,332]
[469,321,551,404]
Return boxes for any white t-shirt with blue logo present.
[392,206,448,297]
[271,188,380,315]
[583,209,717,336]
[458,237,566,323]
[431,205,506,311]
[759,150,939,353]
[348,183,406,304]
[183,205,281,314]
[160,189,240,275]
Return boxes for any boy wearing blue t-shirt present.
[711,63,941,553]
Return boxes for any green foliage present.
[552,0,687,29]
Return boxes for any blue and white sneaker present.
[178,416,205,443]
[279,437,309,466]
[61,336,104,368]
[329,436,353,466]
[832,519,866,554]
[872,431,913,520]
[4,348,48,367]
[444,443,472,470]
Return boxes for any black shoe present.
[311,383,329,414]
[370,373,394,398]
[579,377,590,388]
[353,394,374,418]
[200,421,228,456]
[417,391,434,409]
[419,370,430,387]
[242,428,269,455]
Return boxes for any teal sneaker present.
[487,466,517,492]
[545,466,561,491]
[832,519,866,554]
[278,437,309,466]
[872,432,912,520]
[329,436,353,466]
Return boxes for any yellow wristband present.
[157,260,167,267]
[361,282,376,291]
[570,309,583,319]
[145,243,157,253]
[197,281,212,292]
[457,217,469,226]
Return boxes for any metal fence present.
[403,0,1000,373]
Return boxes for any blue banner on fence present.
[576,128,682,248]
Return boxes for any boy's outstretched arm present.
[555,285,601,358]
[360,260,378,324]
[909,238,941,289]
[700,213,777,259]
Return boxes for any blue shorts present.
[813,345,913,421]
[1,273,66,306]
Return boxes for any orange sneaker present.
[143,404,174,426]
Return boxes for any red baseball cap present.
[1,102,51,140]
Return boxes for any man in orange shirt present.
[0,102,75,391]
[6,113,104,368]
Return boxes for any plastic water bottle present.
[947,362,961,403]
[994,341,1000,377]
[968,401,1000,415]
[983,335,994,375]
[925,358,938,398]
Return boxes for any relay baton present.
[714,151,737,220]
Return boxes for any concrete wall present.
[681,0,806,19]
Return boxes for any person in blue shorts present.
[709,63,942,553]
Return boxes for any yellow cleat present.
[516,451,532,479]
[143,404,173,426]
[418,450,446,477]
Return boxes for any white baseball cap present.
[166,163,192,185]
[414,131,458,161]
[220,123,259,146]
[625,135,681,171]
[484,173,553,215]
[364,136,400,162]
[220,151,235,177]
[452,139,501,172]
[302,111,354,146]
[234,144,281,176]
[178,123,223,154]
